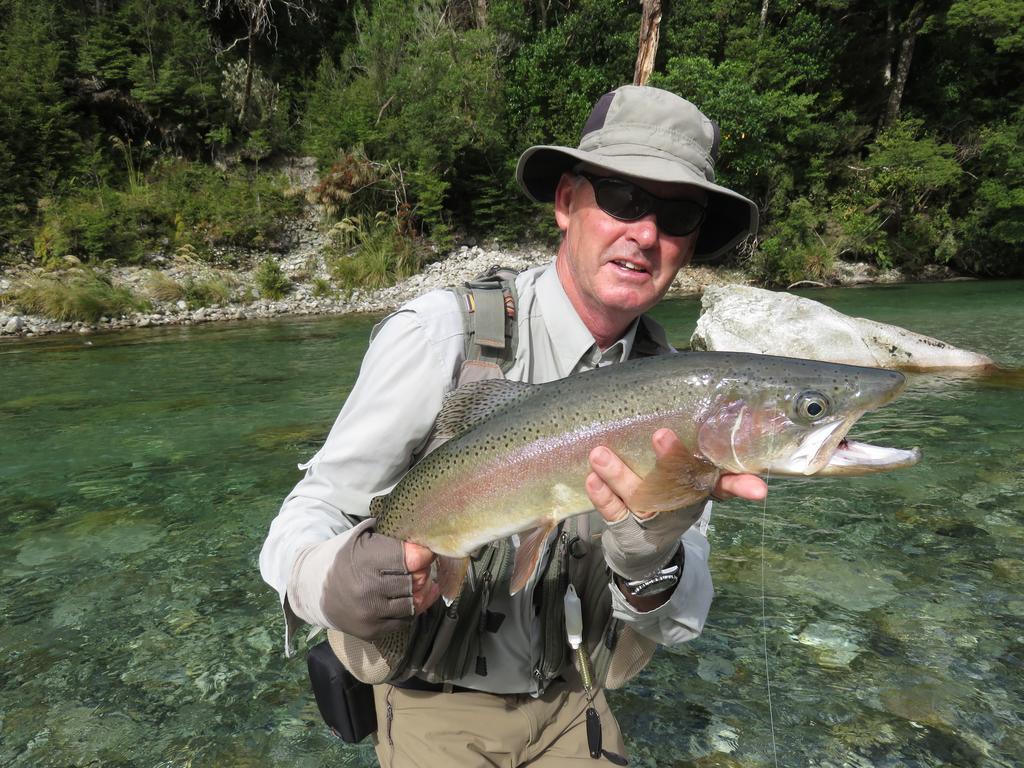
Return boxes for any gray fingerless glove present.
[601,503,705,580]
[287,518,416,641]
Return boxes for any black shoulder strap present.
[632,315,670,359]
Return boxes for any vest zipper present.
[385,687,394,747]
[532,528,572,693]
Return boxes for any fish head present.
[693,355,921,477]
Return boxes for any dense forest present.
[1,0,1021,286]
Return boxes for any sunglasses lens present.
[658,203,706,237]
[587,174,705,237]
[593,179,647,220]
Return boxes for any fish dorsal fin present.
[631,441,721,514]
[432,379,534,441]
[510,521,556,595]
[368,495,385,517]
[436,555,471,603]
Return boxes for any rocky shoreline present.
[0,240,749,339]
[0,232,944,340]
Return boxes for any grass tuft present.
[254,258,290,299]
[14,271,149,322]
[326,226,422,291]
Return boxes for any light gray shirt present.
[259,262,714,693]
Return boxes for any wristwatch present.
[617,545,684,598]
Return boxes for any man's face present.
[554,171,703,336]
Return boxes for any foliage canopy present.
[0,0,1020,280]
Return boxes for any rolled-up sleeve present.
[607,502,715,645]
[258,297,461,652]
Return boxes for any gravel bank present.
[0,238,755,340]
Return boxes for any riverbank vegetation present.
[1,0,1020,294]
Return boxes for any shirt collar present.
[535,264,641,376]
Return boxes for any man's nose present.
[625,214,659,248]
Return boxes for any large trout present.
[370,352,920,600]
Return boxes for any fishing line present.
[760,454,780,768]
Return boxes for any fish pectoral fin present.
[435,555,471,603]
[632,444,721,514]
[510,521,556,595]
[432,379,535,441]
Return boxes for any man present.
[260,84,767,765]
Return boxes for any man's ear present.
[553,172,577,233]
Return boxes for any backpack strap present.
[454,265,519,373]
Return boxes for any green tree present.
[840,118,962,269]
[0,0,80,246]
[953,116,1024,275]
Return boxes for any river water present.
[1,280,1021,767]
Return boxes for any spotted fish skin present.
[370,351,919,598]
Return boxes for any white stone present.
[5,316,24,333]
[691,285,994,371]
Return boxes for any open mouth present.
[776,417,921,476]
[823,438,922,475]
[612,259,648,274]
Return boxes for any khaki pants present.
[371,677,626,767]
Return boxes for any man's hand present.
[589,428,767,609]
[586,428,766,522]
[404,542,441,614]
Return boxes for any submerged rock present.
[796,621,864,667]
[691,285,994,371]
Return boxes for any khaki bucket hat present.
[516,85,759,259]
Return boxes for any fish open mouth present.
[772,415,921,476]
[821,437,922,475]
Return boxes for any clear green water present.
[1,281,1021,767]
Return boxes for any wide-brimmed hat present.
[516,85,759,259]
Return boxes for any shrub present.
[311,277,333,297]
[254,258,290,299]
[153,162,303,251]
[146,271,186,302]
[749,197,837,286]
[833,119,962,272]
[14,271,148,321]
[30,163,304,267]
[146,268,235,307]
[186,276,234,307]
[309,148,410,227]
[326,224,421,291]
[33,190,145,266]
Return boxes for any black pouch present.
[306,640,378,743]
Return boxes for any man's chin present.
[597,284,664,318]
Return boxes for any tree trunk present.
[633,0,662,86]
[759,0,770,31]
[882,1,924,129]
[473,0,487,28]
[882,1,896,86]
[241,20,255,126]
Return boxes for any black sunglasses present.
[578,172,706,237]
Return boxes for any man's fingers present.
[412,582,440,614]
[404,541,440,614]
[651,427,681,457]
[586,469,630,523]
[404,541,435,572]
[714,473,768,502]
[588,445,644,522]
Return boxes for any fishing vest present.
[327,266,659,692]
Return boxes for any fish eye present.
[795,391,831,421]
